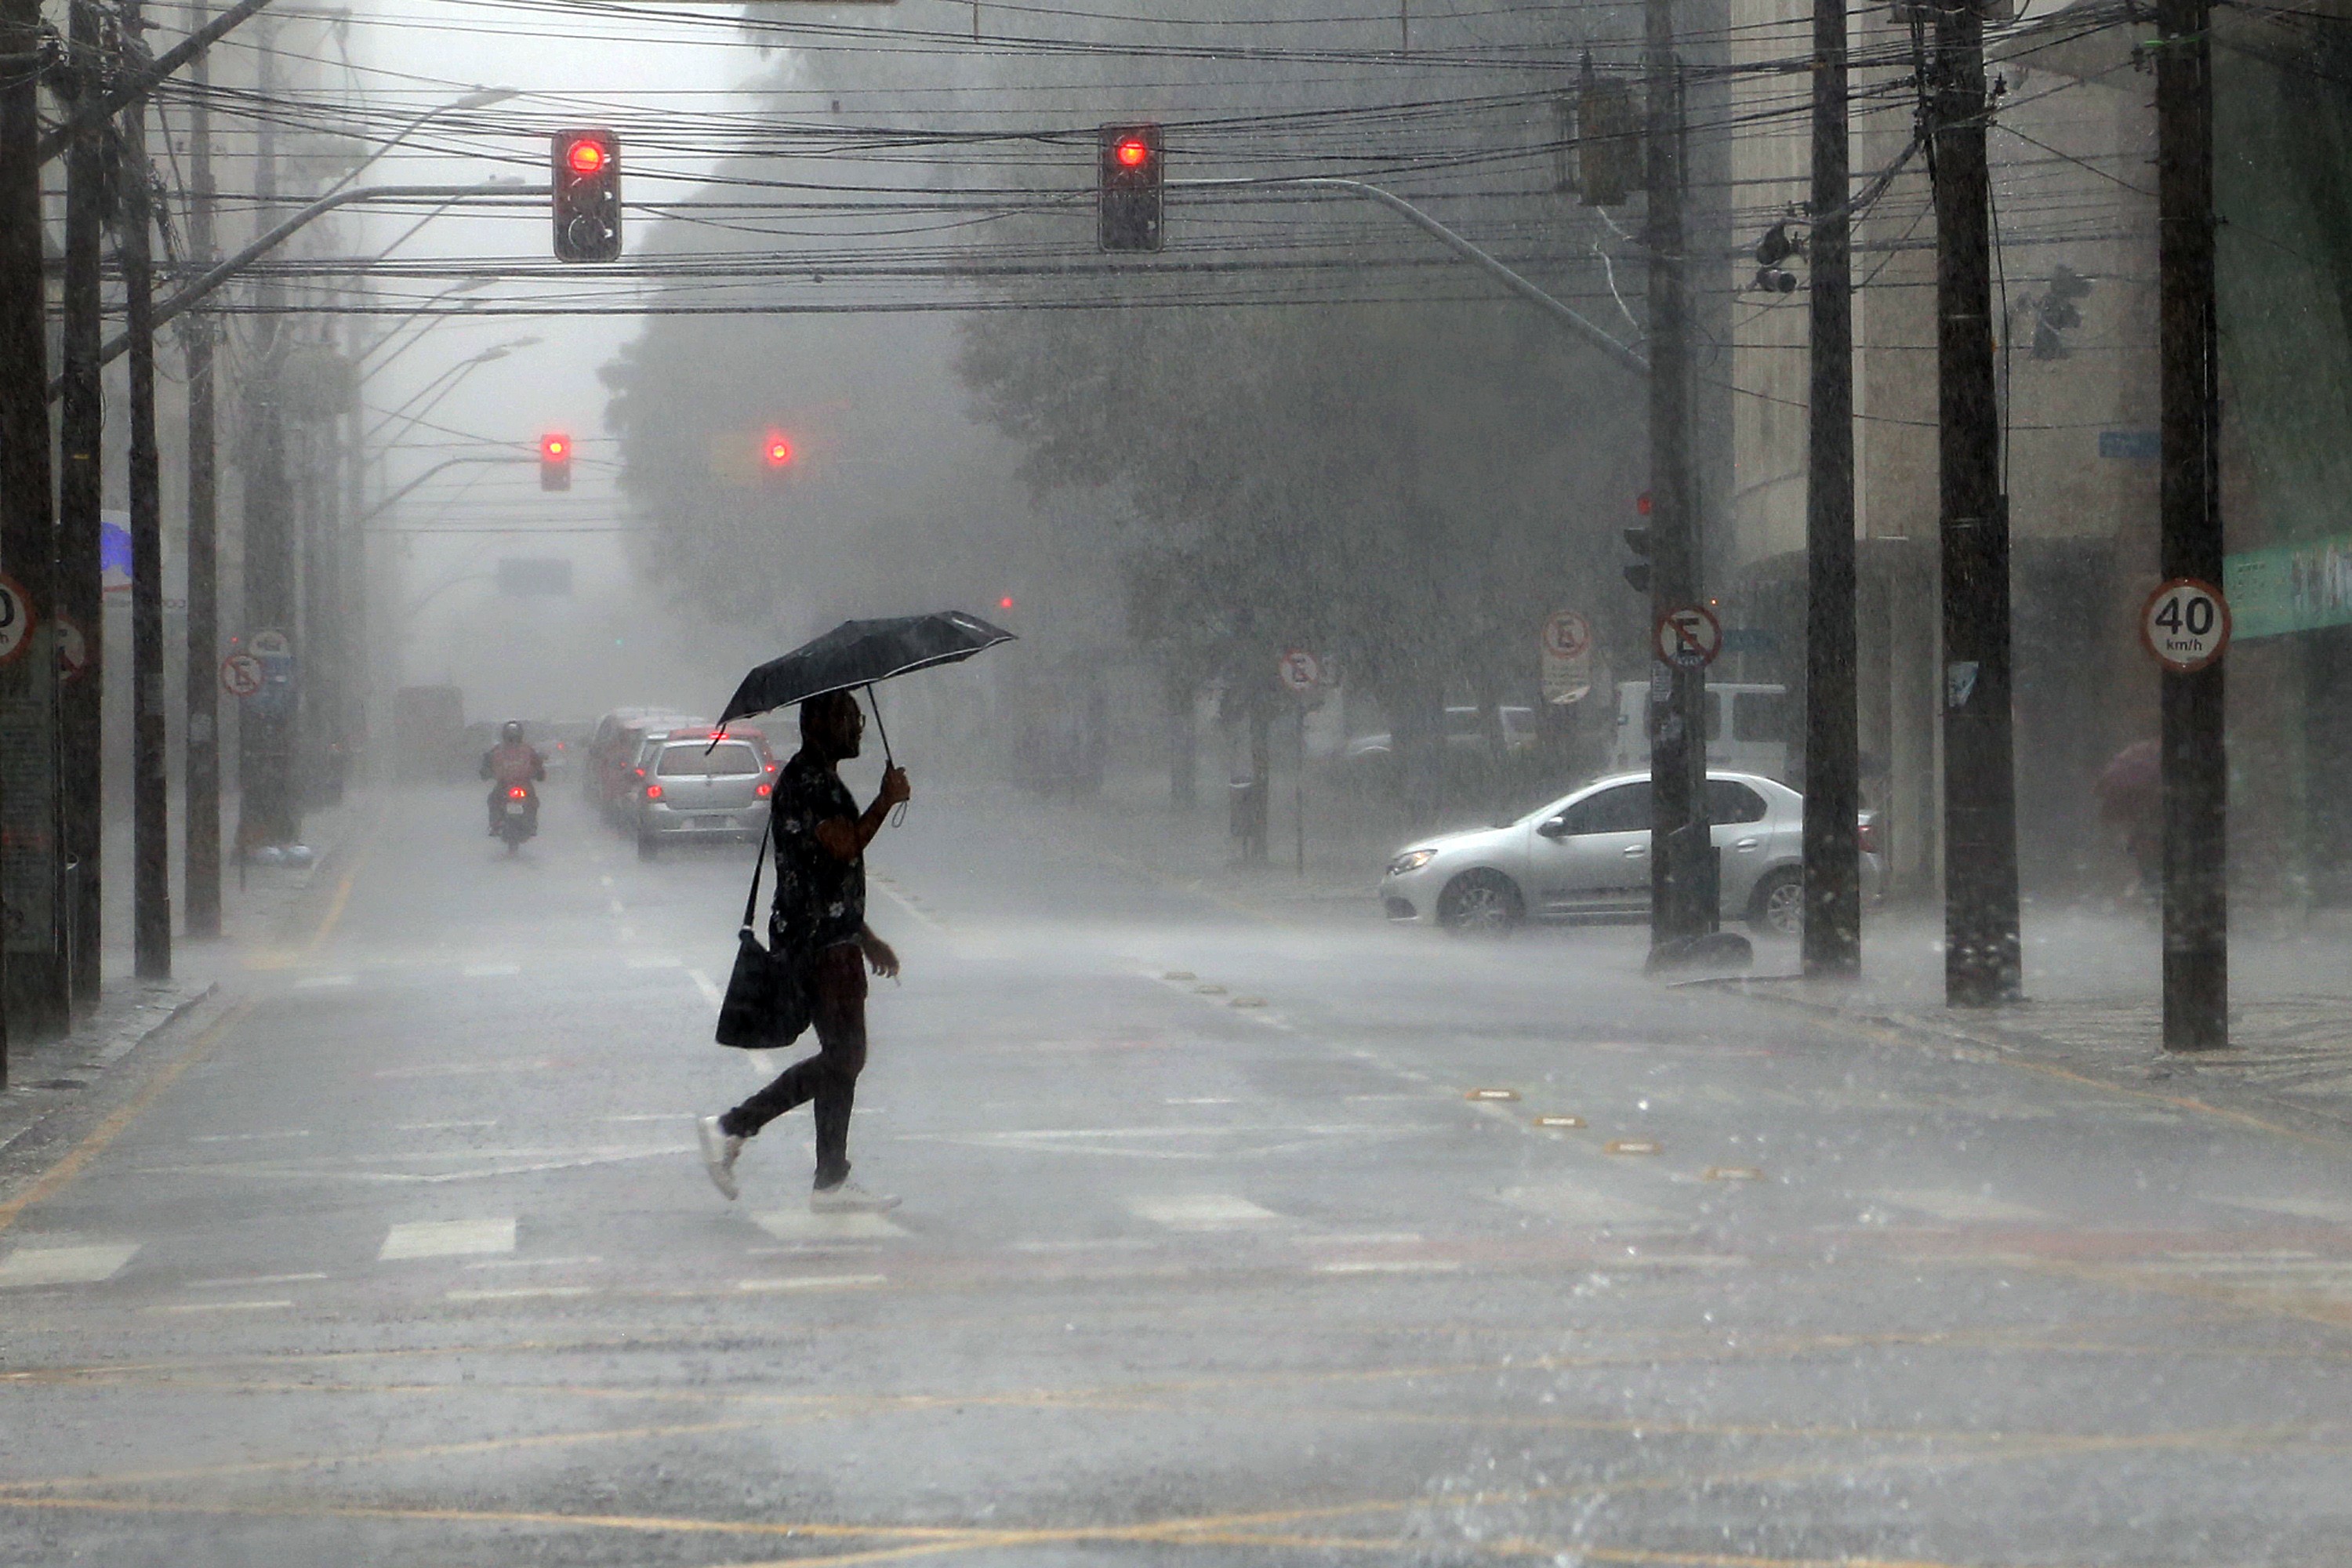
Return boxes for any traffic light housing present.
[1098,123,1163,253]
[539,432,572,492]
[1623,493,1653,593]
[552,129,622,263]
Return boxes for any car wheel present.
[1748,869,1803,937]
[1438,869,1523,937]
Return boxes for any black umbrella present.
[716,611,1016,762]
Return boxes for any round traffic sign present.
[2140,577,2230,673]
[1541,609,1592,662]
[1276,648,1321,695]
[0,573,34,666]
[220,652,264,699]
[1653,603,1722,669]
[56,615,87,684]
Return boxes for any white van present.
[1609,681,1793,782]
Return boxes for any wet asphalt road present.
[3,781,2350,1566]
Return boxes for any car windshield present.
[657,742,760,776]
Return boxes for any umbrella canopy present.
[717,612,1016,728]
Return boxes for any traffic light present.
[761,429,794,472]
[551,129,622,263]
[1622,492,1653,593]
[1097,123,1163,253]
[539,432,572,492]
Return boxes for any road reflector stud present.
[1534,1115,1585,1129]
[1230,996,1267,1008]
[1163,971,1196,981]
[1194,984,1227,995]
[1702,1166,1766,1181]
[1605,1138,1661,1156]
[1467,1088,1520,1102]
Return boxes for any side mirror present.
[1537,816,1571,840]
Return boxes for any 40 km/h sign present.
[2140,577,2230,673]
[1653,603,1722,670]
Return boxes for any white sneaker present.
[696,1115,744,1201]
[810,1180,899,1214]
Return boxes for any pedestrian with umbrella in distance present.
[697,612,1014,1211]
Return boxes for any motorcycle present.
[496,784,539,853]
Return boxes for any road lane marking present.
[753,1210,906,1242]
[687,968,724,1007]
[187,1272,327,1289]
[869,880,942,931]
[460,963,521,978]
[303,835,374,955]
[2217,1196,2352,1225]
[1882,1189,2049,1224]
[379,1219,516,1261]
[465,1255,602,1271]
[735,1274,887,1293]
[624,956,683,970]
[396,1120,499,1131]
[291,975,354,990]
[0,1243,140,1288]
[1128,1194,1280,1231]
[1497,1183,1675,1226]
[0,999,252,1240]
[146,1299,291,1314]
[375,1062,550,1080]
[190,1129,313,1144]
[1316,1259,1461,1275]
[445,1286,597,1303]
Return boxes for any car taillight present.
[645,783,662,800]
[633,767,646,779]
[755,782,771,798]
[508,786,526,800]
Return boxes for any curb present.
[0,979,221,1163]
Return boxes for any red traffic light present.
[762,430,794,468]
[1635,491,1653,516]
[566,137,608,176]
[541,433,569,460]
[998,596,1015,612]
[1112,136,1150,169]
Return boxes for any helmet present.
[502,720,524,743]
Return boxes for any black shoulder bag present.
[713,815,814,1051]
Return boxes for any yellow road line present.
[0,999,253,1241]
[304,837,374,955]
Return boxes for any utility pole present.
[1929,0,2021,1005]
[2156,0,2226,1048]
[0,0,43,1076]
[118,0,169,978]
[238,24,299,851]
[181,0,220,937]
[1644,0,1715,958]
[1801,0,1860,976]
[58,0,106,1003]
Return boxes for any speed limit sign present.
[0,573,33,666]
[2140,578,2230,673]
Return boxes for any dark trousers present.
[720,942,868,1188]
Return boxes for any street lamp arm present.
[362,454,535,524]
[37,0,278,165]
[52,181,546,398]
[1169,176,1650,376]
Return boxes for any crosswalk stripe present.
[0,1242,140,1288]
[379,1218,517,1261]
[752,1209,906,1242]
[1128,1194,1281,1231]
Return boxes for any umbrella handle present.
[866,685,909,825]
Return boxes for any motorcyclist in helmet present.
[480,720,546,836]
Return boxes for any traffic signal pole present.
[2156,0,2227,1049]
[182,0,221,937]
[58,0,106,1003]
[239,24,298,852]
[1929,0,2022,1005]
[0,0,46,1073]
[1644,0,1715,956]
[1801,0,1861,977]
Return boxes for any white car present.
[1379,770,1877,937]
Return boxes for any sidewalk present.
[1718,901,2352,1140]
[0,788,375,1163]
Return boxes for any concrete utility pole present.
[119,0,169,978]
[1802,0,1861,977]
[58,0,107,1003]
[181,0,222,937]
[0,0,42,1074]
[1929,0,2022,1006]
[1643,0,1716,958]
[2156,0,2226,1048]
[238,25,299,851]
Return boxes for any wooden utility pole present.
[58,0,106,1002]
[181,0,221,936]
[1929,0,2020,1006]
[118,0,169,978]
[238,24,299,851]
[1802,0,1860,976]
[2156,0,2226,1048]
[1645,0,1715,956]
[0,0,43,1075]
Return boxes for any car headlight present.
[1387,848,1437,877]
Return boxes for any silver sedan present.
[1379,771,1872,937]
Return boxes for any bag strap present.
[739,804,779,934]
